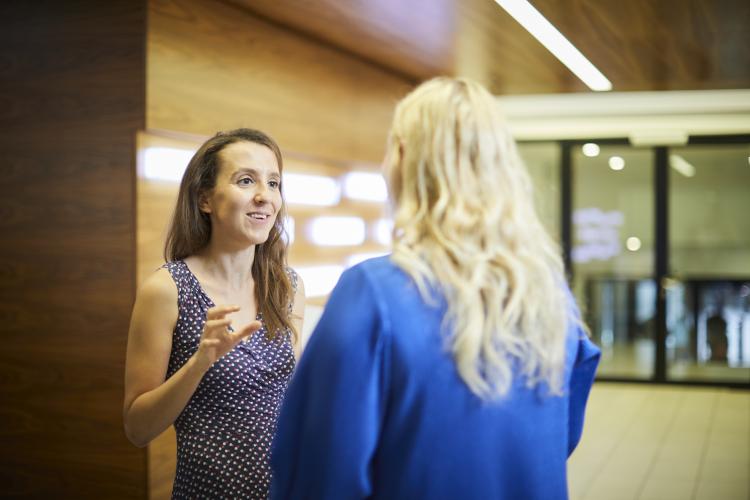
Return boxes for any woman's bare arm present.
[291,276,306,360]
[122,268,259,447]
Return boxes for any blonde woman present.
[271,78,599,500]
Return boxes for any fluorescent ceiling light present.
[307,216,366,246]
[342,172,388,202]
[669,154,696,178]
[143,147,195,182]
[283,173,341,206]
[494,0,612,91]
[295,265,344,297]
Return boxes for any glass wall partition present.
[515,135,749,387]
[666,143,750,383]
[570,143,655,379]
[518,142,561,241]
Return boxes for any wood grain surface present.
[0,0,147,498]
[229,0,750,94]
[148,0,413,164]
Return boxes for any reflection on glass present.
[668,144,750,383]
[572,145,654,378]
[518,142,561,240]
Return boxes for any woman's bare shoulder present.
[136,267,178,310]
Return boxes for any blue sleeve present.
[271,265,390,500]
[563,287,600,456]
[567,330,600,456]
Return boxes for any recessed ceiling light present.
[626,237,641,252]
[494,0,612,91]
[582,143,600,157]
[608,156,625,171]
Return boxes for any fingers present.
[206,305,240,321]
[204,318,232,332]
[235,320,262,341]
[201,338,221,348]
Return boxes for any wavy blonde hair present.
[386,77,569,399]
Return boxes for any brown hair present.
[164,128,296,341]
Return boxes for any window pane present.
[667,143,750,383]
[518,142,561,241]
[572,144,655,379]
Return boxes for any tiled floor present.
[568,383,749,500]
[149,382,748,499]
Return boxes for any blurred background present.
[1,0,748,498]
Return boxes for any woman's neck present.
[189,243,256,290]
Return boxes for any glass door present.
[570,142,655,379]
[666,142,750,383]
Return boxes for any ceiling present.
[226,0,750,95]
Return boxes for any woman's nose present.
[254,188,267,204]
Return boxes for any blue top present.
[271,257,600,500]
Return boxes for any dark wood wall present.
[0,1,147,497]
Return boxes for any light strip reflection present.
[283,173,341,206]
[143,147,195,182]
[307,216,366,246]
[295,265,344,297]
[341,172,388,202]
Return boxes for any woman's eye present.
[269,180,279,189]
[238,177,253,186]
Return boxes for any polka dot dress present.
[163,260,296,499]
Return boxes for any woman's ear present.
[198,192,212,214]
[387,139,404,202]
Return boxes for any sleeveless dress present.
[163,260,297,499]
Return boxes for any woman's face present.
[200,141,282,248]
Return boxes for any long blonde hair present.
[386,77,569,399]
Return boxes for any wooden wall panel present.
[533,0,750,92]
[0,1,147,498]
[148,0,413,164]
[226,0,457,79]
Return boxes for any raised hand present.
[194,305,262,371]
